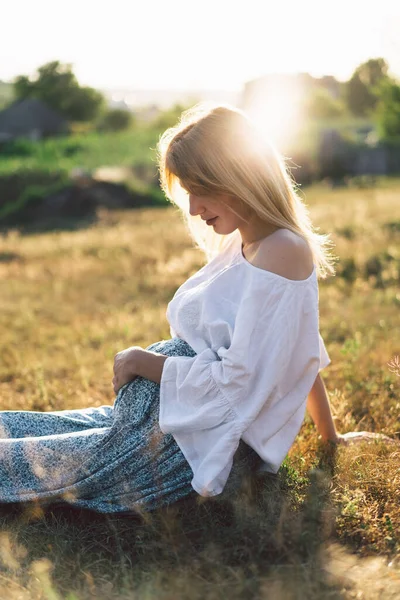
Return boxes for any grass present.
[0,180,399,598]
[0,127,160,178]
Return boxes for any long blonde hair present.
[157,103,336,279]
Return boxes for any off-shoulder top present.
[159,230,331,496]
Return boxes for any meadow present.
[0,179,399,599]
[0,128,159,177]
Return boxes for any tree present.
[304,88,347,119]
[98,109,133,132]
[13,61,104,122]
[346,58,390,116]
[375,79,400,140]
[13,75,33,99]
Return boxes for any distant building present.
[107,96,132,111]
[0,98,69,142]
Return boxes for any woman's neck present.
[238,218,282,249]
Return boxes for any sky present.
[1,0,400,91]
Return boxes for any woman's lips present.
[206,217,218,226]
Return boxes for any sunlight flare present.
[243,76,305,150]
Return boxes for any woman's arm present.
[307,373,397,446]
[306,373,339,442]
[135,349,168,384]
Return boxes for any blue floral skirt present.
[0,338,260,514]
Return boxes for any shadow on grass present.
[0,215,99,236]
[0,204,170,237]
[0,445,354,599]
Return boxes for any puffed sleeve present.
[319,332,331,371]
[159,279,321,497]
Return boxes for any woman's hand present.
[113,346,143,394]
[331,431,397,446]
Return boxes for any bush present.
[98,109,133,132]
[375,79,400,140]
[0,139,36,157]
[337,257,358,283]
[149,103,191,132]
[304,88,347,119]
[0,180,68,223]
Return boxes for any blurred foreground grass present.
[0,180,399,599]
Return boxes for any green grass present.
[0,180,399,598]
[0,127,160,177]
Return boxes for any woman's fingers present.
[337,431,398,445]
[112,347,141,394]
[112,374,138,395]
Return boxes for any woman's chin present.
[215,223,237,236]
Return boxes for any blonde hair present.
[157,103,336,279]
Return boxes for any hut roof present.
[0,98,68,139]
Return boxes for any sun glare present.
[243,76,305,152]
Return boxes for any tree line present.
[6,58,400,139]
[309,57,400,140]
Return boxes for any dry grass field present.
[0,179,399,599]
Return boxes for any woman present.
[0,104,387,513]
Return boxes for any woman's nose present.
[188,195,205,217]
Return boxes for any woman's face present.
[188,193,250,234]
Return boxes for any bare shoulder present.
[252,229,314,280]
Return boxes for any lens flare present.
[242,75,305,151]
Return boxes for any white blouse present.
[159,230,331,497]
